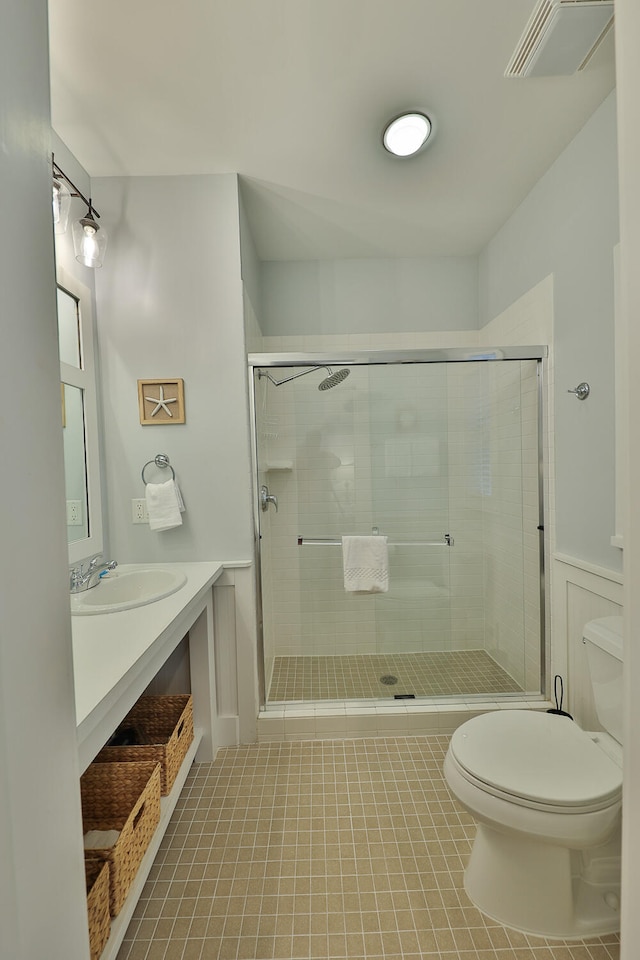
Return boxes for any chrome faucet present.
[69,554,118,594]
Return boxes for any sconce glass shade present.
[72,211,107,268]
[52,177,71,234]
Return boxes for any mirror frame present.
[57,266,104,564]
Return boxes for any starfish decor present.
[138,378,185,425]
[145,385,178,418]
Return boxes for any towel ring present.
[141,453,176,485]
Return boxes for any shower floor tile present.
[268,649,520,702]
[116,736,619,960]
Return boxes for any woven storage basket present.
[81,760,161,916]
[96,694,194,795]
[85,859,110,960]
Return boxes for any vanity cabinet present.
[73,562,225,960]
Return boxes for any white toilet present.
[444,616,623,939]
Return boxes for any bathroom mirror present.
[61,382,88,542]
[56,269,104,563]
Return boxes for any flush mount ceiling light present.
[382,112,434,157]
[52,155,107,268]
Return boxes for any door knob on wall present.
[567,382,590,400]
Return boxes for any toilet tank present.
[583,616,623,744]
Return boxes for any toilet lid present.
[450,711,622,809]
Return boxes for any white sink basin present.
[70,567,187,615]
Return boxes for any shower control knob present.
[260,484,278,512]
[567,382,590,400]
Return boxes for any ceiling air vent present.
[505,0,614,78]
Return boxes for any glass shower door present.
[367,362,452,667]
[253,355,542,705]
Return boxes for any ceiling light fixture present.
[382,112,434,157]
[52,155,107,268]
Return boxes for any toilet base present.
[464,822,621,939]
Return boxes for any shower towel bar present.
[297,534,454,547]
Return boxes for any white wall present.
[93,174,255,563]
[90,174,261,742]
[480,92,620,573]
[0,3,90,958]
[239,185,263,352]
[261,256,479,335]
[615,1,640,953]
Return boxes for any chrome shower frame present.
[248,347,549,710]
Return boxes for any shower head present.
[318,367,350,391]
[257,365,351,390]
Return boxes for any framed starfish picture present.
[138,378,186,425]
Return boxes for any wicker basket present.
[85,859,110,960]
[81,760,161,916]
[96,695,194,795]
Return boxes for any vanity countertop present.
[72,561,227,769]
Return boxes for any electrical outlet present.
[131,498,149,523]
[66,500,83,525]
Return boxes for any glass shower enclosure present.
[249,349,546,707]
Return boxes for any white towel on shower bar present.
[342,535,389,593]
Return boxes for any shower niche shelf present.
[264,460,294,472]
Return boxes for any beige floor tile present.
[117,736,620,960]
[268,650,522,701]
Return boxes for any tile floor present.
[268,651,521,702]
[117,736,619,960]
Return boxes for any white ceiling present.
[48,0,615,261]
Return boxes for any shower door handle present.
[260,484,278,512]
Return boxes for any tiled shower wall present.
[255,347,541,695]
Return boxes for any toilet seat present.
[449,711,622,813]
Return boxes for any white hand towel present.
[83,829,120,850]
[342,535,389,593]
[146,479,183,531]
[174,481,186,512]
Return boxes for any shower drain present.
[380,674,398,686]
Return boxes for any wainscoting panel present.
[552,554,622,729]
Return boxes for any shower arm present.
[257,366,326,387]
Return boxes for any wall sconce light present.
[52,155,107,269]
[72,204,107,269]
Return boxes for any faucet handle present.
[260,485,278,513]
